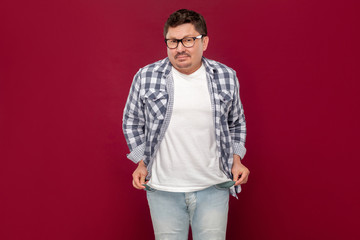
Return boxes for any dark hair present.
[163,9,207,37]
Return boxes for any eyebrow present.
[166,34,195,39]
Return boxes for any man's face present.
[166,23,209,75]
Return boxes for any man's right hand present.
[132,160,148,190]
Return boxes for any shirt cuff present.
[126,142,145,164]
[233,142,246,160]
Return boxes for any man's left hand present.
[232,154,250,186]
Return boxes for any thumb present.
[140,174,146,185]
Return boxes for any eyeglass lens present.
[166,37,196,49]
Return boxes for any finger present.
[234,174,242,186]
[132,177,140,189]
[232,171,240,182]
[233,172,242,186]
[140,174,146,186]
[132,179,139,189]
[238,171,249,184]
[132,174,144,189]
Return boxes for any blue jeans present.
[146,185,230,240]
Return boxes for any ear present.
[202,36,209,51]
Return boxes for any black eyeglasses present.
[165,35,204,49]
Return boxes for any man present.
[123,9,249,240]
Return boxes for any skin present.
[166,23,209,75]
[132,23,250,190]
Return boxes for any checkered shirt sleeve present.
[122,70,146,163]
[230,75,247,159]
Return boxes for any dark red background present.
[1,0,359,239]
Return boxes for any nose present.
[176,41,185,52]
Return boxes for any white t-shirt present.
[147,64,229,192]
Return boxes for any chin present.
[176,60,191,68]
[176,64,192,70]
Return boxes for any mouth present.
[175,54,190,60]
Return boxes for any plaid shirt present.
[122,57,246,197]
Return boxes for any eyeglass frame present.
[164,35,205,49]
